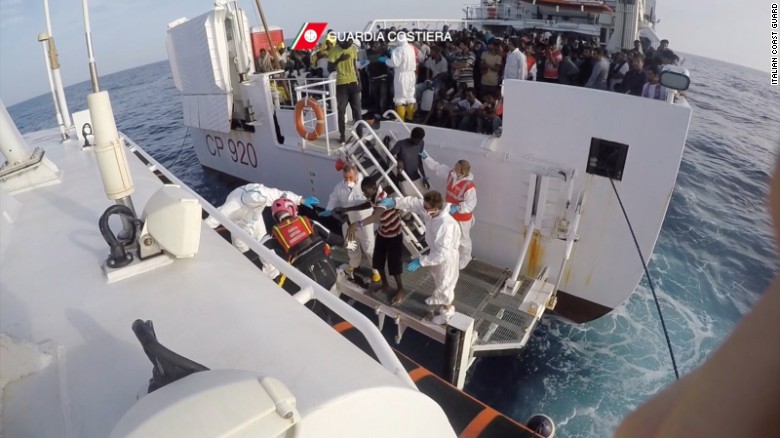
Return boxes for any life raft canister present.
[294,97,325,141]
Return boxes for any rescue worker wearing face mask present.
[379,31,417,122]
[380,190,461,325]
[204,183,319,253]
[419,151,476,270]
[319,162,380,283]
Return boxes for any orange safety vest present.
[272,216,314,253]
[446,174,475,222]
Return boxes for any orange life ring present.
[294,98,325,141]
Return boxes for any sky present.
[0,0,772,106]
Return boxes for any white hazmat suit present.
[385,34,418,121]
[423,156,476,269]
[394,197,461,307]
[205,183,306,278]
[326,174,376,273]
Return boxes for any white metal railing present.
[381,110,412,135]
[363,19,468,33]
[507,216,537,291]
[348,121,428,255]
[350,120,425,200]
[124,135,416,389]
[464,4,514,20]
[292,77,338,154]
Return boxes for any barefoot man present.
[345,177,406,304]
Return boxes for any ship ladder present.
[344,120,429,258]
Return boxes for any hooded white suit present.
[386,35,417,106]
[394,197,461,306]
[205,183,305,279]
[205,183,304,253]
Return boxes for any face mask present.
[425,209,440,218]
[346,180,356,189]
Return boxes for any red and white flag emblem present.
[291,22,328,51]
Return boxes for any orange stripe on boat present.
[333,321,353,333]
[459,408,500,438]
[408,367,432,382]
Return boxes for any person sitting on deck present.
[480,93,502,135]
[450,87,482,132]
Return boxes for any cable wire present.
[169,126,190,169]
[610,178,680,380]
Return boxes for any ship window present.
[586,137,629,181]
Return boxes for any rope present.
[169,126,190,169]
[610,179,680,380]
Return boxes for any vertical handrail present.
[348,120,427,234]
[382,110,412,134]
[508,216,537,288]
[554,192,584,293]
[125,137,416,389]
[351,120,425,200]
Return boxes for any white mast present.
[80,0,137,222]
[43,0,72,130]
[37,32,68,141]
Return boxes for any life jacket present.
[446,174,475,222]
[272,216,314,255]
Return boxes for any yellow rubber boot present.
[395,104,406,121]
[405,103,416,122]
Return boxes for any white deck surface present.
[0,128,451,437]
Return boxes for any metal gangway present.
[332,119,583,388]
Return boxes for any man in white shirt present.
[503,37,528,82]
[320,162,380,282]
[450,87,482,132]
[414,46,449,106]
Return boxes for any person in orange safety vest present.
[419,152,476,270]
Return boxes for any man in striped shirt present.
[345,177,406,304]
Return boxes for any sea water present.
[8,54,779,437]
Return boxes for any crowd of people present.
[264,27,682,139]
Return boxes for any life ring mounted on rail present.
[294,97,325,141]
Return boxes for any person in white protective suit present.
[204,183,319,276]
[319,161,381,283]
[420,151,476,270]
[380,190,461,325]
[380,32,418,122]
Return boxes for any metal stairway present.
[342,119,429,259]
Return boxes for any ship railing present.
[348,120,428,256]
[124,136,416,389]
[464,3,516,21]
[362,19,469,33]
[381,110,412,135]
[293,78,339,154]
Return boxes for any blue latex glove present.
[378,56,389,63]
[450,204,459,215]
[302,196,320,208]
[418,150,429,159]
[319,209,333,217]
[406,258,421,272]
[378,198,396,209]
